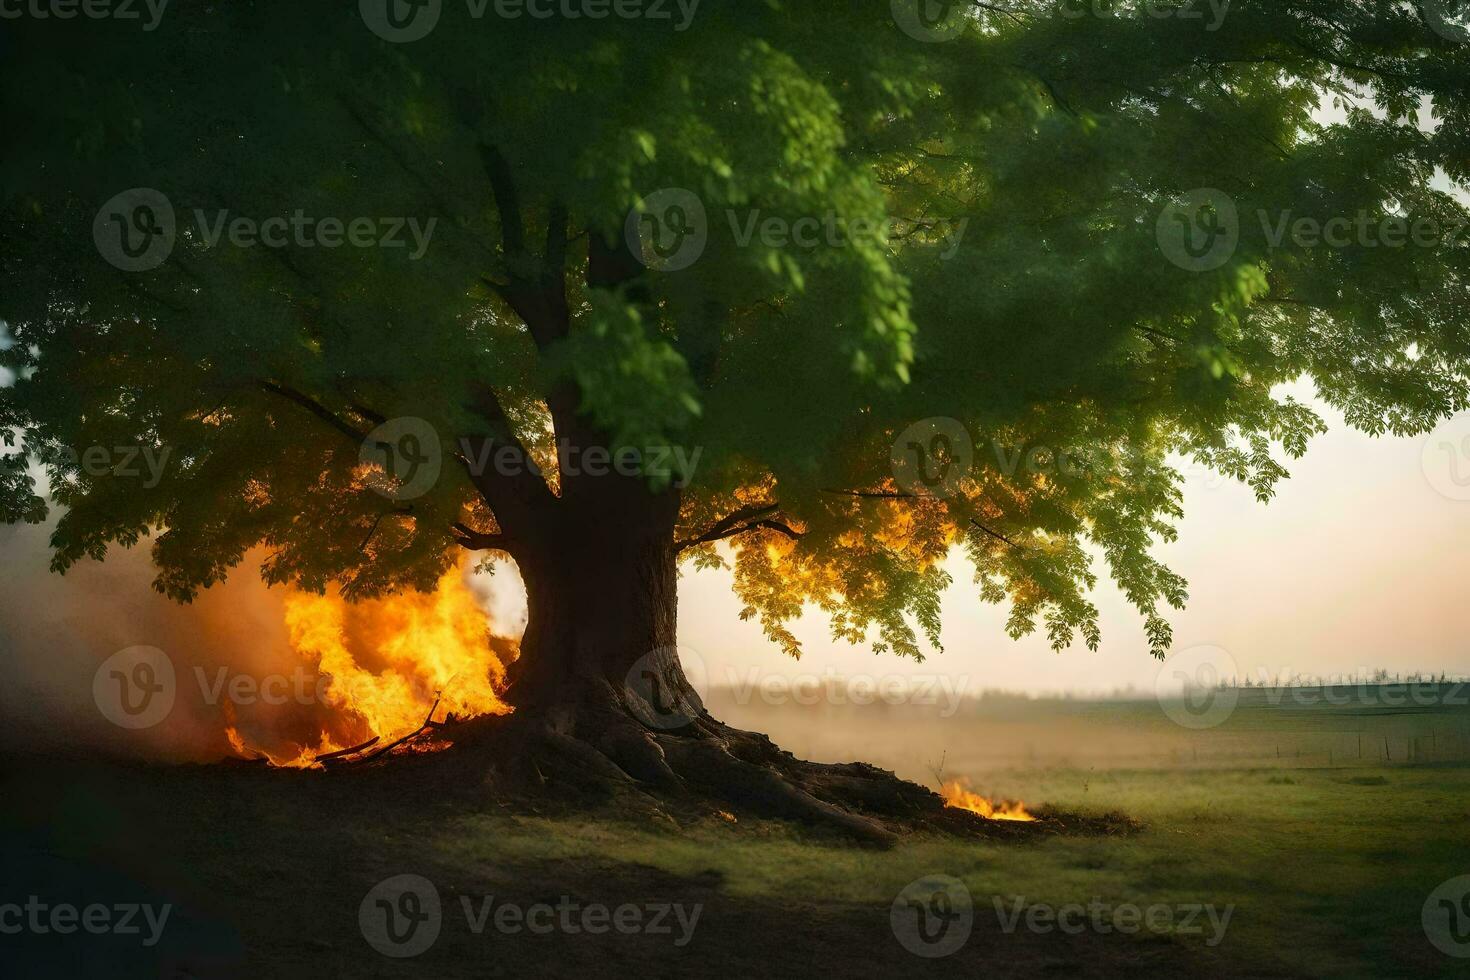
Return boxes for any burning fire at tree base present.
[214,560,1041,822]
[224,560,516,767]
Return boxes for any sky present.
[679,388,1470,697]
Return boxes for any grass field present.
[3,686,1468,978]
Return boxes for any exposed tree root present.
[319,692,1116,845]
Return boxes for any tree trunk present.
[504,484,704,740]
[456,466,941,846]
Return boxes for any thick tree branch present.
[458,382,559,525]
[257,380,537,552]
[480,143,526,259]
[968,518,1022,550]
[587,226,647,294]
[676,502,777,550]
[746,518,804,542]
[451,521,510,552]
[675,502,806,552]
[258,381,379,448]
[479,146,570,350]
[546,202,569,278]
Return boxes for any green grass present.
[7,690,1469,978]
[434,764,1470,978]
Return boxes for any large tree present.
[3,2,1468,834]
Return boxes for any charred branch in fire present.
[321,696,443,767]
[312,735,381,764]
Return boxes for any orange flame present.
[226,560,514,766]
[224,723,249,757]
[221,700,256,759]
[940,779,1037,821]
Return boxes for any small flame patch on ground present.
[940,779,1037,821]
[224,560,515,767]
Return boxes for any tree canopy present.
[3,1,1468,664]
